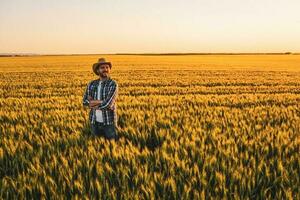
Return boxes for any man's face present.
[98,64,111,78]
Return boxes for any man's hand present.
[89,100,102,109]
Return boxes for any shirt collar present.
[97,77,110,84]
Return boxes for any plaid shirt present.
[82,78,118,125]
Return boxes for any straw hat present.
[92,58,112,75]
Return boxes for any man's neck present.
[99,76,109,81]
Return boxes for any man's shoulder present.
[89,79,100,85]
[107,78,118,86]
[88,78,117,87]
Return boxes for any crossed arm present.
[83,82,118,110]
[88,96,102,109]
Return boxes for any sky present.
[0,0,300,54]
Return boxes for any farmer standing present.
[82,58,118,140]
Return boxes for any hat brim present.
[93,62,112,75]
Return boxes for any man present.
[82,58,118,140]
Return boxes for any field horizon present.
[1,52,300,57]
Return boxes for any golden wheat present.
[0,55,300,199]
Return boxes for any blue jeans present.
[91,122,118,140]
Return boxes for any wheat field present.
[0,55,300,199]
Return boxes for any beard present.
[99,72,108,78]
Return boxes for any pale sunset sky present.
[0,0,299,54]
